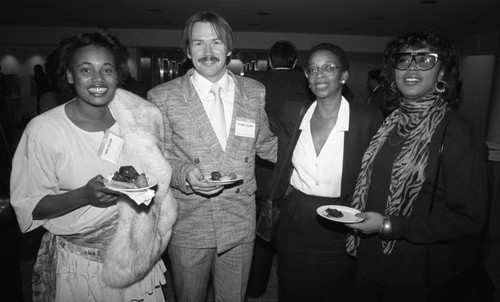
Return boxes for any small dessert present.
[325,208,344,218]
[211,171,222,181]
[134,174,148,188]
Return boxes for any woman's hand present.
[346,211,384,234]
[33,175,122,220]
[83,175,122,206]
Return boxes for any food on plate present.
[210,171,222,181]
[110,166,149,188]
[209,171,238,181]
[325,207,344,218]
[134,174,148,188]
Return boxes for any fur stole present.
[101,88,177,288]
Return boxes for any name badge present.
[98,130,124,164]
[235,117,255,138]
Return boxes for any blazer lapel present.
[222,73,250,163]
[340,108,358,204]
[182,71,225,159]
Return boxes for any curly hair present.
[53,28,129,94]
[307,43,349,72]
[380,31,461,108]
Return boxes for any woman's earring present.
[435,80,446,94]
[340,80,345,84]
[390,81,399,93]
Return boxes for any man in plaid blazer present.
[148,11,277,302]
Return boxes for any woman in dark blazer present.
[275,43,382,302]
[346,31,488,302]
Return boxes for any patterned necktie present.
[209,83,227,150]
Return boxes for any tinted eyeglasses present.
[304,63,343,79]
[392,52,439,71]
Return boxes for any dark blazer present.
[247,68,314,200]
[275,100,383,201]
[357,110,488,289]
[248,69,313,134]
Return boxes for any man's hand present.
[186,166,223,196]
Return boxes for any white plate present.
[316,205,364,223]
[105,174,158,192]
[204,175,243,185]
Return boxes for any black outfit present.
[122,77,149,99]
[246,69,313,298]
[354,111,488,301]
[367,86,395,118]
[276,101,383,301]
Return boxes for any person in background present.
[0,64,5,96]
[10,29,177,301]
[0,63,8,131]
[38,47,75,114]
[275,42,383,301]
[246,40,314,299]
[253,40,313,133]
[148,11,277,302]
[366,68,395,118]
[33,64,50,114]
[346,31,488,301]
[342,83,354,102]
[122,71,149,99]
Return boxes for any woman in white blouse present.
[275,43,382,301]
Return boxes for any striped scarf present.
[346,92,447,256]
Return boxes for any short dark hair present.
[307,43,349,72]
[182,11,234,55]
[53,28,129,94]
[381,31,461,107]
[268,40,297,68]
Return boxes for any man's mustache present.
[199,56,220,63]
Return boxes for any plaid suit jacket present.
[148,69,277,253]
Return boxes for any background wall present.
[0,26,498,145]
[0,26,391,122]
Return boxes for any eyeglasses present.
[304,63,343,79]
[392,52,439,71]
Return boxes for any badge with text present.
[98,130,124,164]
[235,117,255,138]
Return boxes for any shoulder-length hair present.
[182,11,234,56]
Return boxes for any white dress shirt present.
[290,97,350,197]
[191,70,235,139]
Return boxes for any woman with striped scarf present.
[346,31,488,302]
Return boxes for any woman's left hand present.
[345,211,384,234]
